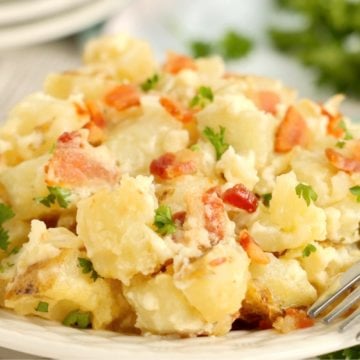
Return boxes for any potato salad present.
[0,34,359,336]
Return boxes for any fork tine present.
[308,261,360,318]
[339,306,360,332]
[323,286,360,323]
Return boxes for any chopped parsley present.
[202,126,229,160]
[141,74,159,92]
[35,186,71,209]
[338,119,353,140]
[35,301,49,313]
[154,205,176,236]
[262,193,272,207]
[63,310,91,329]
[189,86,214,109]
[189,30,253,60]
[349,186,360,202]
[335,140,346,149]
[0,204,15,251]
[295,183,318,206]
[302,244,317,257]
[9,246,21,255]
[78,258,99,281]
[319,345,360,359]
[190,144,200,152]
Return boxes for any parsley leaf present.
[335,140,346,149]
[63,310,91,329]
[295,183,318,206]
[302,244,317,257]
[154,205,176,236]
[262,193,272,207]
[203,126,229,160]
[141,74,159,92]
[189,86,214,109]
[190,144,200,152]
[338,119,353,140]
[35,301,49,313]
[349,186,360,202]
[319,345,360,359]
[0,204,15,252]
[35,186,71,209]
[218,30,253,60]
[190,40,214,58]
[0,228,10,252]
[78,258,99,281]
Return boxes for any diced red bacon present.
[321,107,344,138]
[82,100,106,145]
[274,308,314,333]
[163,52,197,75]
[209,257,227,267]
[159,97,196,124]
[255,91,280,115]
[202,187,226,244]
[222,184,258,213]
[85,100,106,128]
[150,151,197,180]
[73,102,88,116]
[104,84,140,112]
[238,230,269,265]
[45,131,120,188]
[325,148,360,173]
[275,106,309,153]
[172,211,187,226]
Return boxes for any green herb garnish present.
[335,140,346,149]
[190,144,200,152]
[338,119,353,140]
[203,126,229,160]
[190,40,214,58]
[295,183,318,206]
[154,205,176,236]
[35,186,71,209]
[189,86,214,109]
[349,185,360,202]
[63,310,91,329]
[319,345,360,359]
[35,301,49,313]
[302,244,317,257]
[141,74,159,92]
[0,204,15,251]
[78,258,99,281]
[262,193,272,207]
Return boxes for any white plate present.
[0,0,92,25]
[0,0,130,50]
[0,309,358,360]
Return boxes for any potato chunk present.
[77,175,172,285]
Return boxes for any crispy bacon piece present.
[274,308,314,333]
[81,100,106,145]
[172,211,186,226]
[163,52,197,75]
[275,106,309,153]
[104,84,140,112]
[150,151,197,180]
[45,131,119,187]
[202,187,226,244]
[255,91,280,115]
[209,257,227,267]
[238,230,269,265]
[325,148,360,173]
[222,184,258,213]
[159,97,195,124]
[321,107,344,138]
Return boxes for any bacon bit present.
[104,84,140,112]
[163,52,197,75]
[82,100,106,145]
[209,257,227,267]
[45,131,119,187]
[238,230,269,265]
[202,188,226,244]
[150,152,197,180]
[321,107,344,138]
[85,100,106,128]
[172,211,186,226]
[73,102,88,116]
[273,308,314,333]
[222,184,258,213]
[325,148,360,173]
[255,91,280,115]
[275,106,309,153]
[159,97,196,124]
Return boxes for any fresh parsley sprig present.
[338,119,353,141]
[154,205,176,236]
[63,310,91,329]
[189,86,214,109]
[35,301,49,313]
[262,193,272,207]
[349,186,360,202]
[35,186,71,209]
[141,74,159,92]
[295,183,318,206]
[0,204,15,251]
[78,258,99,281]
[302,244,317,257]
[202,126,229,160]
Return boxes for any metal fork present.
[307,261,360,333]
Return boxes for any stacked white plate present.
[0,0,129,49]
